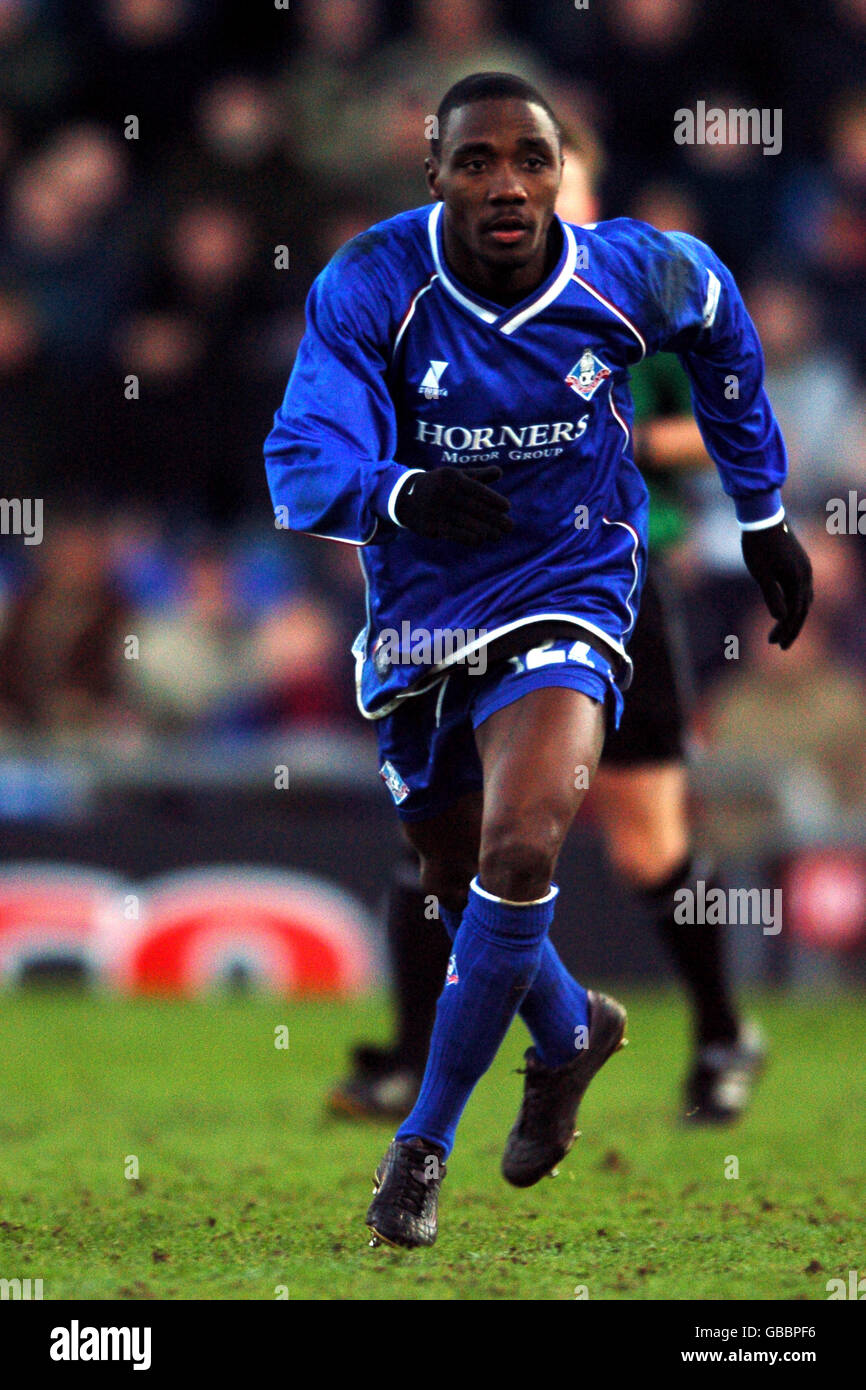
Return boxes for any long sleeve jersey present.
[265,203,786,718]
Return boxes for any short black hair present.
[431,71,562,158]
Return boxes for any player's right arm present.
[264,254,414,545]
[264,251,511,548]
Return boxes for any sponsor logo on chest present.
[414,416,590,463]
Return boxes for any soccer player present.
[327,146,769,1131]
[265,73,813,1249]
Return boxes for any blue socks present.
[395,879,554,1156]
[439,901,589,1070]
[518,943,589,1068]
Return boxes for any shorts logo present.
[566,348,611,400]
[445,952,459,986]
[419,359,448,400]
[379,759,410,805]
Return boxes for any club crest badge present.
[445,952,459,986]
[566,348,611,400]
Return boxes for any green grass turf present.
[0,988,863,1301]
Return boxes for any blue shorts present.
[375,635,624,821]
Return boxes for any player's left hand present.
[741,518,813,649]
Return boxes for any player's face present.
[426,98,563,285]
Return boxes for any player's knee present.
[478,819,562,902]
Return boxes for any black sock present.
[642,853,739,1047]
[387,853,451,1073]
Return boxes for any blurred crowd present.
[1,0,866,821]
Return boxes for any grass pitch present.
[0,988,863,1301]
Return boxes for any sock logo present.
[445,953,459,986]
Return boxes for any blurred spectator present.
[104,510,187,610]
[745,276,866,512]
[355,0,566,213]
[0,520,131,736]
[277,0,383,202]
[121,544,260,730]
[778,90,866,369]
[0,0,861,749]
[512,0,709,148]
[794,520,866,675]
[164,200,256,318]
[674,86,783,278]
[630,179,705,239]
[0,285,40,373]
[555,131,604,226]
[523,0,718,211]
[679,268,866,615]
[250,594,350,728]
[72,0,214,161]
[105,194,274,520]
[699,602,866,855]
[0,107,19,182]
[0,284,55,499]
[779,0,866,159]
[161,72,300,260]
[121,544,349,732]
[0,122,135,365]
[0,0,74,132]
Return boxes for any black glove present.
[394,465,513,547]
[741,518,813,649]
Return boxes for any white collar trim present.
[427,203,577,333]
[428,203,498,324]
[500,221,578,334]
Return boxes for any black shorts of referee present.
[601,559,695,768]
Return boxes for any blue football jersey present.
[265,203,787,719]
